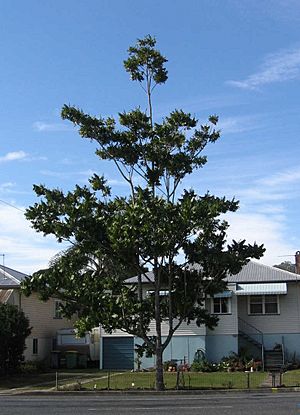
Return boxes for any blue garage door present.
[103,337,134,370]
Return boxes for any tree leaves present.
[23,36,265,388]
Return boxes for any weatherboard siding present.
[19,293,77,361]
[148,319,206,336]
[101,319,206,337]
[21,293,75,337]
[206,292,238,336]
[237,282,300,334]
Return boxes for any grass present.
[282,369,300,387]
[0,368,103,390]
[84,371,268,390]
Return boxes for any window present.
[249,295,279,315]
[212,297,231,314]
[54,300,63,319]
[249,296,263,314]
[265,295,278,314]
[33,338,38,355]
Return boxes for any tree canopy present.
[0,303,31,374]
[23,35,265,390]
[273,261,296,273]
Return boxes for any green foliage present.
[23,36,265,390]
[124,35,168,84]
[0,303,31,374]
[20,359,48,374]
[274,261,296,273]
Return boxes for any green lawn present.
[282,369,300,387]
[0,368,102,390]
[83,371,268,390]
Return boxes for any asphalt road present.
[1,392,300,414]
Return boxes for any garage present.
[102,337,134,370]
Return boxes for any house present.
[0,265,76,362]
[99,258,300,371]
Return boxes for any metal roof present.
[235,282,287,296]
[226,261,298,283]
[126,261,299,285]
[214,290,233,298]
[0,265,28,288]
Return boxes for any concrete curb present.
[4,386,300,396]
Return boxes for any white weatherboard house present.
[99,258,300,371]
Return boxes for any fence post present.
[176,370,180,390]
[107,371,110,390]
[279,371,282,387]
[272,372,276,388]
[246,371,250,389]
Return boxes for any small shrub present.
[20,359,48,374]
[164,360,177,371]
[191,359,216,372]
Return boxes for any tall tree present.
[274,261,296,273]
[23,36,264,390]
[0,303,31,374]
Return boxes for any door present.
[102,337,134,370]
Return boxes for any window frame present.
[211,297,232,315]
[54,300,63,319]
[32,338,38,355]
[248,294,280,315]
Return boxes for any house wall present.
[20,292,76,361]
[237,282,300,334]
[203,291,238,361]
[100,285,238,367]
[207,293,238,336]
[134,335,206,370]
[237,282,300,358]
[205,335,238,362]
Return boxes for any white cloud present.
[0,204,63,274]
[33,121,72,132]
[0,151,28,163]
[227,46,300,90]
[225,210,298,266]
[235,165,300,205]
[218,115,261,134]
[258,167,300,187]
[0,182,15,191]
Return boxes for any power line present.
[0,199,25,212]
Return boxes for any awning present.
[235,283,287,296]
[213,290,233,298]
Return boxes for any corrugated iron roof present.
[126,261,299,284]
[226,261,298,283]
[0,265,28,288]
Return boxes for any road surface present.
[1,392,300,414]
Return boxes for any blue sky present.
[1,0,300,273]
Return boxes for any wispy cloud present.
[226,165,300,205]
[258,167,300,187]
[218,114,261,134]
[225,210,297,265]
[227,46,300,90]
[40,168,128,187]
[0,151,28,163]
[33,121,72,132]
[0,182,16,194]
[0,204,62,273]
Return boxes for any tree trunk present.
[154,265,164,391]
[155,339,164,391]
